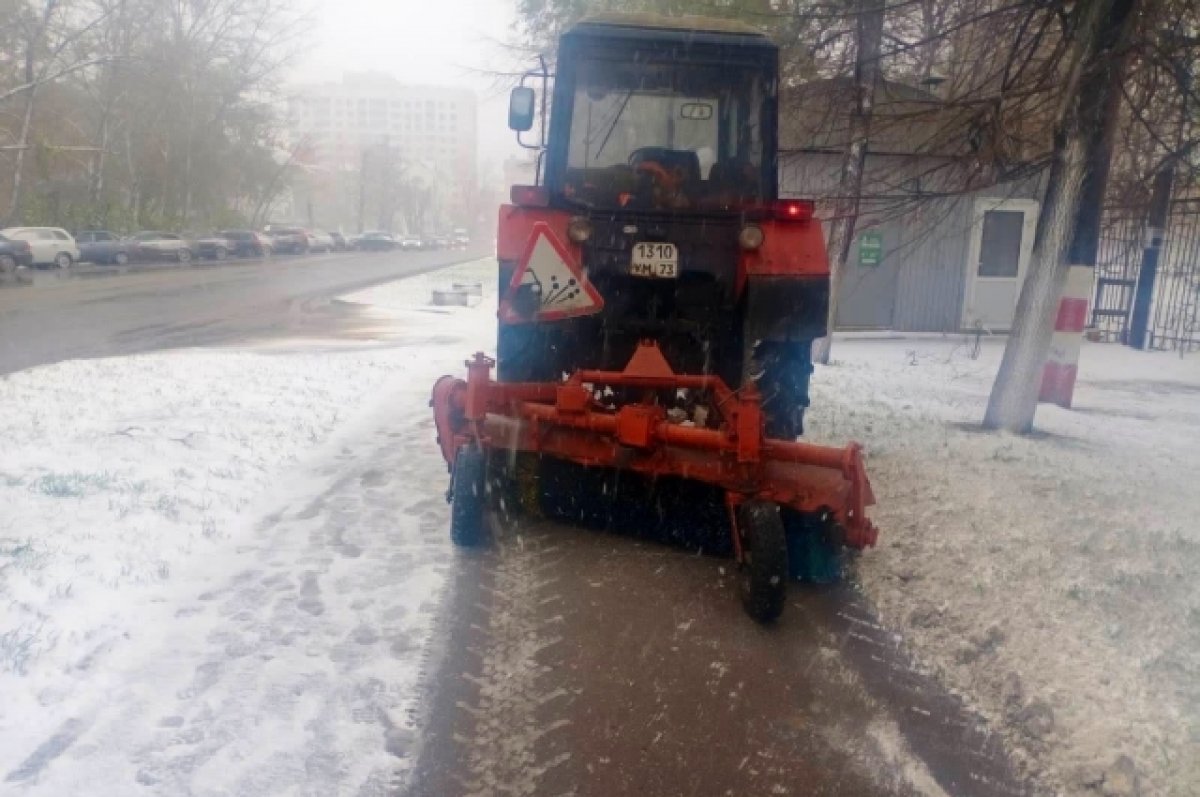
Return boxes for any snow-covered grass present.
[809,335,1200,796]
[0,352,393,678]
[0,259,495,792]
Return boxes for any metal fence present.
[1092,197,1200,352]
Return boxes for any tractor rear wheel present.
[450,444,486,547]
[737,500,788,623]
[751,341,814,440]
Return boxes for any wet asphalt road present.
[408,519,1034,797]
[0,247,488,375]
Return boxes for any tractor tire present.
[737,500,789,623]
[751,341,814,440]
[450,443,486,547]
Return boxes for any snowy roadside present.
[5,253,1196,795]
[0,259,495,793]
[808,336,1200,796]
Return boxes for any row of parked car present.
[0,225,471,270]
[342,231,470,252]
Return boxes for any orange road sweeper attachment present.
[431,341,878,623]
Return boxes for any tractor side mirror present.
[508,87,536,132]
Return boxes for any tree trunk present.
[5,86,37,225]
[812,0,884,365]
[89,108,111,209]
[124,127,141,228]
[983,0,1139,432]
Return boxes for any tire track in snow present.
[451,535,574,797]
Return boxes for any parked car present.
[0,227,80,268]
[356,231,396,251]
[330,231,347,251]
[265,226,308,255]
[306,230,335,253]
[0,233,34,272]
[74,230,131,265]
[399,235,421,251]
[129,231,193,263]
[195,232,239,260]
[345,233,363,250]
[217,230,273,258]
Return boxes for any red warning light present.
[510,185,550,208]
[774,199,814,221]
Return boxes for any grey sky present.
[291,0,525,168]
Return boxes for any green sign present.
[859,231,883,267]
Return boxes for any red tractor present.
[432,14,877,622]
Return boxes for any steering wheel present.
[633,160,681,192]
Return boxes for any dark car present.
[355,231,396,251]
[265,226,308,255]
[330,231,347,251]
[0,233,33,272]
[195,233,238,261]
[75,230,130,265]
[217,230,272,257]
[129,231,193,263]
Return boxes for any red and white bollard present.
[1039,266,1093,408]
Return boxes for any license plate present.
[630,242,678,278]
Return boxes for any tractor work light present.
[738,224,765,251]
[567,216,594,244]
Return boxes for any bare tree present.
[984,0,1141,432]
[812,0,885,365]
[3,0,116,223]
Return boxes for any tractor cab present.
[511,14,779,215]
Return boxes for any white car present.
[0,227,80,268]
[306,230,335,253]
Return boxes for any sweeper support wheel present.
[736,500,789,623]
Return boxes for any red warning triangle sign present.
[499,222,604,324]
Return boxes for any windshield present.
[559,56,769,211]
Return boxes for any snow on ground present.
[5,255,1197,795]
[808,335,1200,796]
[0,259,495,794]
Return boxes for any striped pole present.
[1039,265,1093,407]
